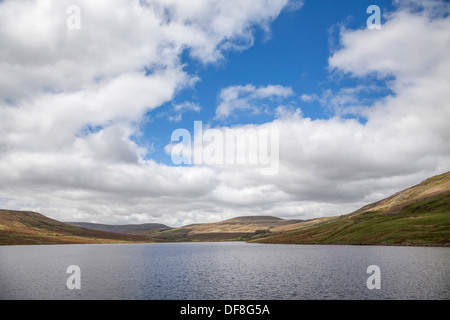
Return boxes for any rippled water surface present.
[0,242,448,300]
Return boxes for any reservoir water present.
[0,242,448,300]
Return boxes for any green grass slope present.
[252,172,450,246]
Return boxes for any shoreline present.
[1,240,449,248]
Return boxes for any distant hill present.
[252,171,450,246]
[0,210,150,245]
[144,215,305,242]
[66,222,170,234]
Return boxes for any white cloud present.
[168,101,201,122]
[215,84,294,120]
[300,94,317,102]
[329,2,450,86]
[174,102,201,113]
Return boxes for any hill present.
[65,222,170,234]
[142,216,305,242]
[0,210,304,245]
[0,210,151,245]
[252,171,450,246]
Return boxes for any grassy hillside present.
[65,221,171,234]
[252,172,450,246]
[0,210,151,245]
[349,171,450,216]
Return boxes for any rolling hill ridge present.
[1,171,449,246]
[139,215,305,242]
[65,221,171,234]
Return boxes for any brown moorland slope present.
[0,209,150,245]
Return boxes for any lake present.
[0,242,448,300]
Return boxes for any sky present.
[0,0,449,227]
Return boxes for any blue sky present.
[140,0,395,164]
